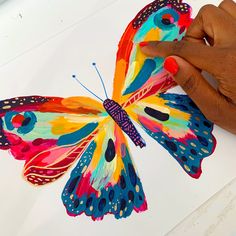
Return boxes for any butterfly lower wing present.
[112,0,191,105]
[126,93,216,178]
[62,120,147,220]
[0,95,107,184]
[23,128,99,185]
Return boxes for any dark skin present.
[141,0,236,134]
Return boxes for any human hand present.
[140,0,236,134]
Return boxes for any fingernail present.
[164,57,179,75]
[139,41,149,47]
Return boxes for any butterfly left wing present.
[62,120,147,220]
[125,93,216,179]
[0,95,107,185]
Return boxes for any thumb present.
[164,56,225,122]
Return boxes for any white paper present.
[0,0,235,235]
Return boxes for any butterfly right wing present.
[125,93,216,179]
[62,120,147,220]
[112,0,191,105]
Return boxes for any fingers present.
[140,41,226,77]
[163,56,221,117]
[186,4,236,46]
[163,56,235,130]
[185,5,217,43]
[219,0,236,19]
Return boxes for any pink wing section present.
[23,131,98,185]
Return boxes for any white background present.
[0,0,235,235]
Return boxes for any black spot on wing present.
[120,175,126,189]
[128,191,134,202]
[109,189,115,201]
[67,176,80,194]
[128,164,137,187]
[120,199,126,211]
[144,107,169,122]
[191,149,197,156]
[22,117,31,126]
[86,197,93,208]
[204,121,212,128]
[161,18,171,25]
[98,198,106,212]
[105,139,116,162]
[165,140,177,152]
[197,135,208,147]
[74,198,80,208]
[189,101,198,109]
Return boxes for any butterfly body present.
[0,0,217,220]
[103,99,146,148]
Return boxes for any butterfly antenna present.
[92,63,109,99]
[72,75,104,102]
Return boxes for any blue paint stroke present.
[123,59,156,95]
[57,122,98,146]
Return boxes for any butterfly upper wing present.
[62,120,147,220]
[0,96,107,185]
[125,93,216,178]
[112,0,192,105]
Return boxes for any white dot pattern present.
[133,0,191,29]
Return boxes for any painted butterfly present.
[0,0,216,220]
